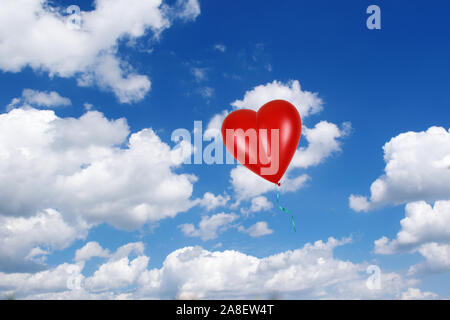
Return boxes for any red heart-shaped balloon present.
[221,100,302,185]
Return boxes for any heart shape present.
[221,99,302,185]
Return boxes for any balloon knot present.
[277,182,281,187]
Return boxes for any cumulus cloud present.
[291,121,351,169]
[7,89,71,110]
[0,238,420,299]
[374,201,450,275]
[179,213,238,241]
[85,243,149,293]
[375,201,450,254]
[231,80,323,118]
[241,196,273,214]
[409,243,450,275]
[0,262,85,298]
[0,209,88,272]
[0,106,198,271]
[0,107,197,228]
[0,0,200,103]
[399,288,439,300]
[196,192,230,211]
[136,237,410,299]
[238,221,274,237]
[349,127,450,212]
[75,242,110,262]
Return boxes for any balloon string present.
[276,186,296,232]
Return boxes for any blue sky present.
[0,0,449,299]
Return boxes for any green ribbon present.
[276,188,296,232]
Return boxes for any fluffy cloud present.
[0,262,84,298]
[85,243,149,293]
[374,201,450,275]
[349,127,450,212]
[0,242,147,298]
[399,288,439,300]
[136,237,410,299]
[0,209,88,272]
[409,243,450,275]
[196,192,229,211]
[0,107,196,228]
[7,89,71,110]
[0,106,198,271]
[241,196,273,214]
[0,238,421,299]
[179,213,238,241]
[75,242,110,262]
[291,121,351,168]
[0,0,200,103]
[231,80,323,118]
[238,221,273,237]
[375,201,450,254]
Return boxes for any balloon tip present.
[277,182,281,187]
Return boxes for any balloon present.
[221,99,302,185]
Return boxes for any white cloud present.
[0,209,88,272]
[238,221,273,237]
[85,243,149,293]
[136,237,411,299]
[0,262,86,298]
[229,166,278,200]
[179,213,238,241]
[375,201,450,254]
[0,106,198,271]
[75,242,110,262]
[7,89,71,110]
[79,54,151,104]
[374,201,450,275]
[349,195,371,212]
[349,127,450,212]
[231,80,323,118]
[0,242,148,298]
[229,160,311,202]
[291,121,351,169]
[0,238,419,299]
[170,0,201,22]
[0,0,200,103]
[196,192,229,211]
[409,243,450,275]
[214,44,226,52]
[0,107,197,229]
[399,288,438,300]
[241,196,273,214]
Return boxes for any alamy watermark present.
[366,5,381,30]
[366,265,382,290]
[66,5,82,30]
[171,121,280,176]
[66,265,84,290]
